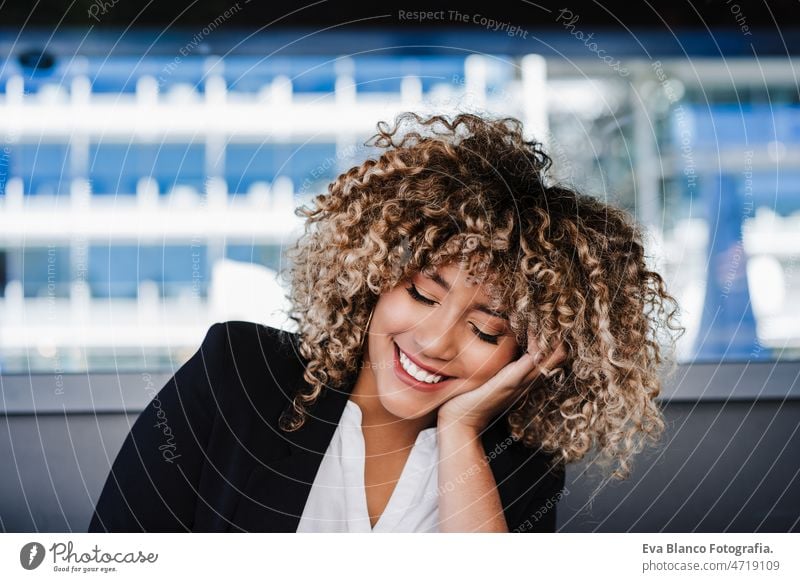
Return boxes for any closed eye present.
[404,284,502,345]
[405,283,436,305]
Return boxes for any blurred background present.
[1,1,798,532]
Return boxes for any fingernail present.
[532,352,544,365]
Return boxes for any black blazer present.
[88,321,565,532]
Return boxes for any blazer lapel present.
[229,379,354,532]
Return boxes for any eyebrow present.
[426,271,509,320]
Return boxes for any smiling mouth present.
[394,342,453,384]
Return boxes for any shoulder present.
[199,320,302,371]
[202,320,297,349]
[204,320,300,362]
[198,320,307,417]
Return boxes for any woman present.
[88,112,682,533]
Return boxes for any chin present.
[375,384,430,420]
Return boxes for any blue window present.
[88,245,208,298]
[89,143,206,195]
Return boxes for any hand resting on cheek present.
[436,333,569,432]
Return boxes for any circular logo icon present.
[20,542,46,570]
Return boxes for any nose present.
[411,312,460,362]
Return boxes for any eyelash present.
[404,284,501,345]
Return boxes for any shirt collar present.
[343,399,438,447]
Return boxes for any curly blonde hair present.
[277,111,685,480]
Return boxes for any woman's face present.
[364,261,521,422]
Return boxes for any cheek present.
[372,289,416,332]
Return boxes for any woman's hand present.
[436,336,569,433]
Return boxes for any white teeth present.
[398,348,444,383]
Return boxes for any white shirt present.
[297,399,440,532]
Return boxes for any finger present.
[529,339,568,371]
[507,374,539,409]
[486,350,540,393]
[519,340,568,386]
[546,340,569,365]
[520,367,541,387]
[513,367,558,408]
[482,355,545,416]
